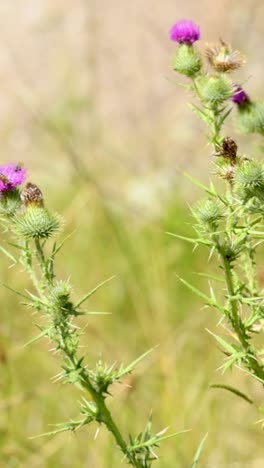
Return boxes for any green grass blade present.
[191,432,208,468]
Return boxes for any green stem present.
[28,241,144,468]
[210,104,222,151]
[70,356,134,463]
[35,238,45,265]
[192,79,223,152]
[221,253,247,346]
[219,246,264,382]
[23,241,40,291]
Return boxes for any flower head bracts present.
[205,40,245,73]
[0,164,27,192]
[170,20,200,45]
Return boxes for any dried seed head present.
[214,137,238,164]
[21,182,44,207]
[214,157,236,184]
[224,166,235,183]
[222,137,237,158]
[205,39,245,72]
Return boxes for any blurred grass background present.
[1,0,264,466]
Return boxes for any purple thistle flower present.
[170,20,200,45]
[231,85,250,106]
[0,164,27,192]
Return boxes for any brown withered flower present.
[21,182,44,207]
[214,137,238,164]
[205,39,245,72]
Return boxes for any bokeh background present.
[1,1,264,467]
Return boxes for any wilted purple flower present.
[231,85,250,106]
[170,20,200,45]
[0,164,27,192]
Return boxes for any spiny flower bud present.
[14,182,60,239]
[235,101,264,135]
[205,40,245,73]
[196,75,233,104]
[49,281,74,321]
[234,160,264,202]
[172,44,201,77]
[234,161,264,188]
[14,206,60,240]
[50,281,72,306]
[193,198,224,228]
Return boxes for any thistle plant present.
[169,20,264,393]
[0,165,184,467]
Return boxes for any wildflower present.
[231,86,264,135]
[0,164,27,192]
[205,40,245,72]
[170,20,200,45]
[231,85,250,106]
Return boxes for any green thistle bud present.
[236,102,264,135]
[0,189,21,217]
[196,75,233,104]
[50,280,72,308]
[14,206,60,240]
[49,281,74,323]
[172,44,201,78]
[14,182,60,239]
[194,198,224,228]
[234,160,264,202]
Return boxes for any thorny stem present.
[192,79,223,151]
[220,251,247,346]
[220,251,264,381]
[27,240,144,468]
[210,103,222,151]
[213,191,264,382]
[23,241,40,292]
[68,354,132,463]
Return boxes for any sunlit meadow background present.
[1,1,264,467]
